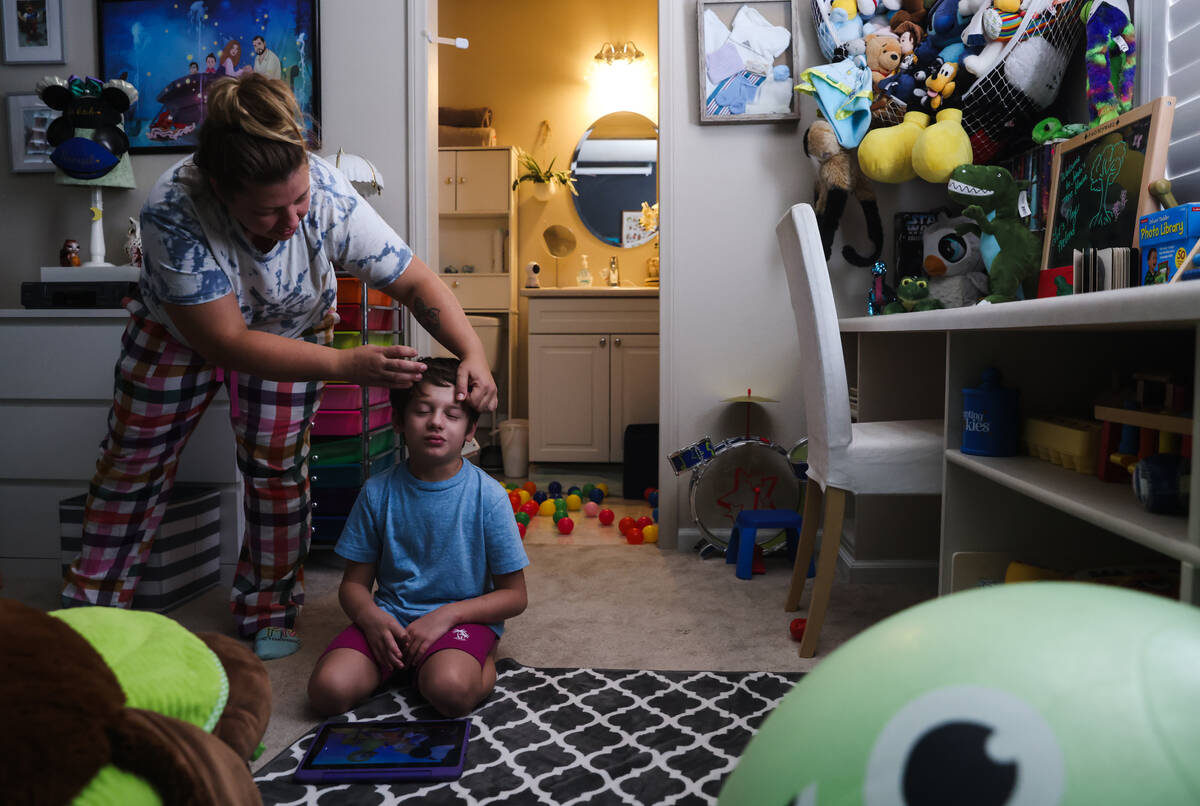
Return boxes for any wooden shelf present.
[945,450,1199,565]
[1093,405,1194,435]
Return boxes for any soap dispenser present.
[577,254,593,287]
[607,255,620,287]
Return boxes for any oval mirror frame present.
[569,111,658,249]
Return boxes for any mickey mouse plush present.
[35,75,138,180]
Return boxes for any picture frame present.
[697,0,801,125]
[621,210,656,248]
[1,0,64,64]
[1042,96,1176,273]
[97,0,320,154]
[7,92,56,173]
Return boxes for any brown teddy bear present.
[890,0,928,29]
[864,32,903,90]
[0,599,272,805]
[803,118,883,267]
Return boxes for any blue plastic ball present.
[548,481,562,496]
[532,490,548,504]
[567,486,581,496]
[652,507,658,522]
[648,491,659,508]
[588,488,605,504]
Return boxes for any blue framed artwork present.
[96,0,319,153]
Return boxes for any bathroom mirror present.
[569,111,658,248]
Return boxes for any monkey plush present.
[804,118,884,267]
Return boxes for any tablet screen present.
[301,720,469,770]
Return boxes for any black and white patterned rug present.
[254,659,800,805]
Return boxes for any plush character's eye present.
[939,234,967,262]
[864,686,1065,806]
[916,279,927,289]
[901,277,913,286]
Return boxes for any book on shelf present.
[1071,247,1139,293]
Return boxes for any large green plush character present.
[719,583,1200,805]
[947,164,1041,304]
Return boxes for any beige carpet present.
[4,495,933,773]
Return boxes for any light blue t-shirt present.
[138,153,412,345]
[334,460,528,637]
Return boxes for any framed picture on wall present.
[97,0,320,154]
[697,0,801,124]
[1,0,64,64]
[621,210,656,248]
[7,92,56,172]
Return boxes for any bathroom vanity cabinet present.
[524,291,658,463]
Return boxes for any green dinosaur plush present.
[882,276,945,314]
[947,164,1041,304]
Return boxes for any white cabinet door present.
[455,150,510,213]
[528,334,609,462]
[437,150,457,215]
[609,334,659,463]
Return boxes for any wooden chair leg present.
[798,487,847,658]
[785,478,823,611]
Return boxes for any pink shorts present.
[322,621,497,678]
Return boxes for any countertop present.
[520,286,659,298]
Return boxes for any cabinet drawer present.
[441,274,510,309]
[528,298,658,334]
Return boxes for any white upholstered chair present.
[776,203,944,657]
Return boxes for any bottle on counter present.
[577,254,593,287]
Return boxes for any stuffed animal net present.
[811,0,1088,163]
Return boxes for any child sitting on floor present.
[308,357,528,718]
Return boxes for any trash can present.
[499,418,529,479]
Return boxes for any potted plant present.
[512,148,577,201]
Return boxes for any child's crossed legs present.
[308,622,498,718]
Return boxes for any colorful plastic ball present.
[515,511,531,526]
[598,508,615,525]
[626,526,644,544]
[567,486,581,496]
[539,500,557,517]
[588,488,605,504]
[533,491,548,504]
[522,481,537,495]
[517,489,532,505]
[652,507,658,522]
[520,500,539,517]
[582,483,595,496]
[517,522,527,538]
[643,487,657,501]
[642,524,659,543]
[556,516,575,534]
[509,495,521,513]
[583,501,600,517]
[618,516,635,535]
[788,617,807,642]
[548,481,563,496]
[596,482,609,496]
[636,515,653,529]
[648,491,659,508]
[505,483,518,491]
[566,493,582,511]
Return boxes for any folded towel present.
[439,106,493,128]
[706,40,744,85]
[438,125,497,147]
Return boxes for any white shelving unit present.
[839,283,1200,603]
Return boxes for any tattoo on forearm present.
[414,296,441,335]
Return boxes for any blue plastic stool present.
[725,509,812,581]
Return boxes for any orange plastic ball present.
[509,494,521,513]
[618,516,635,534]
[522,481,537,495]
[626,526,644,544]
[598,508,615,525]
[557,516,575,534]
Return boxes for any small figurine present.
[124,217,143,268]
[866,261,895,316]
[59,239,81,267]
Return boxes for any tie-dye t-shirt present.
[138,153,412,345]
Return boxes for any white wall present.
[0,0,410,309]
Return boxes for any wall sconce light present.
[594,40,644,65]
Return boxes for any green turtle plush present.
[883,275,945,314]
[0,599,271,805]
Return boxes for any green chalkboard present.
[1042,98,1175,272]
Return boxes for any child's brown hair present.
[389,357,481,426]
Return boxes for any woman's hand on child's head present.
[456,353,498,413]
[402,609,458,665]
[340,344,425,388]
[359,607,408,673]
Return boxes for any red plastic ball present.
[635,515,653,529]
[643,487,657,501]
[618,516,635,535]
[522,481,537,495]
[517,522,527,539]
[789,618,807,642]
[509,492,521,512]
[557,516,575,534]
[626,526,644,544]
[598,508,615,526]
[520,500,540,517]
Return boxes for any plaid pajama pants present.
[61,300,332,637]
